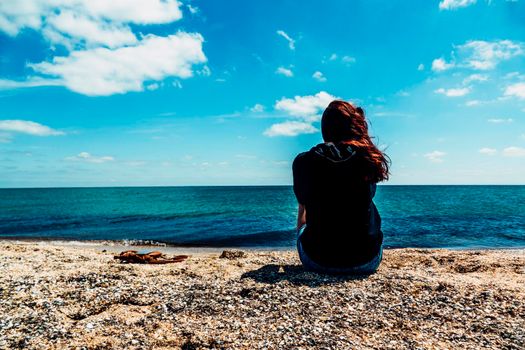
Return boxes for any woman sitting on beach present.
[293,100,389,275]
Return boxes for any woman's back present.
[293,100,389,274]
[293,142,382,267]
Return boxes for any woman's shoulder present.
[293,151,309,161]
[292,151,312,172]
[293,144,325,163]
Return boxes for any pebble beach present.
[0,242,524,349]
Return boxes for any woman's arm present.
[296,203,306,233]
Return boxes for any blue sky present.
[0,0,524,187]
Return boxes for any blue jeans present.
[297,229,383,275]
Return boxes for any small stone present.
[219,250,246,259]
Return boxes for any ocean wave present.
[107,211,235,224]
[161,229,296,247]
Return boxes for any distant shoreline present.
[0,238,292,253]
[1,238,523,252]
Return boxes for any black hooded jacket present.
[293,142,383,267]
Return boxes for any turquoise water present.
[0,186,524,248]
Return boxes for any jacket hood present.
[311,142,356,163]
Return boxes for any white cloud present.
[197,65,211,77]
[431,58,455,72]
[439,0,476,10]
[187,4,199,15]
[274,91,336,119]
[457,40,523,70]
[275,66,293,77]
[146,82,160,91]
[505,71,522,79]
[0,120,64,136]
[312,71,327,82]
[487,118,513,124]
[502,146,525,157]
[0,0,183,48]
[435,87,470,97]
[0,1,208,97]
[463,73,488,84]
[235,154,257,160]
[424,151,446,163]
[0,77,62,89]
[479,147,497,155]
[46,11,137,49]
[213,112,241,123]
[465,98,501,107]
[29,33,206,96]
[77,0,183,24]
[0,0,183,32]
[465,100,481,106]
[276,30,295,50]
[263,91,338,137]
[431,40,523,74]
[417,63,425,71]
[271,160,290,167]
[342,56,356,63]
[504,83,525,99]
[263,121,318,137]
[66,152,114,163]
[250,104,265,113]
[327,54,355,65]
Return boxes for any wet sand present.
[0,242,523,349]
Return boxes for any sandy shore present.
[0,242,523,349]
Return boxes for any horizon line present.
[1,184,525,190]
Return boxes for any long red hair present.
[321,100,390,182]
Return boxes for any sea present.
[0,186,524,249]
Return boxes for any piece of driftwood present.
[114,250,189,264]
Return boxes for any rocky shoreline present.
[0,242,523,349]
